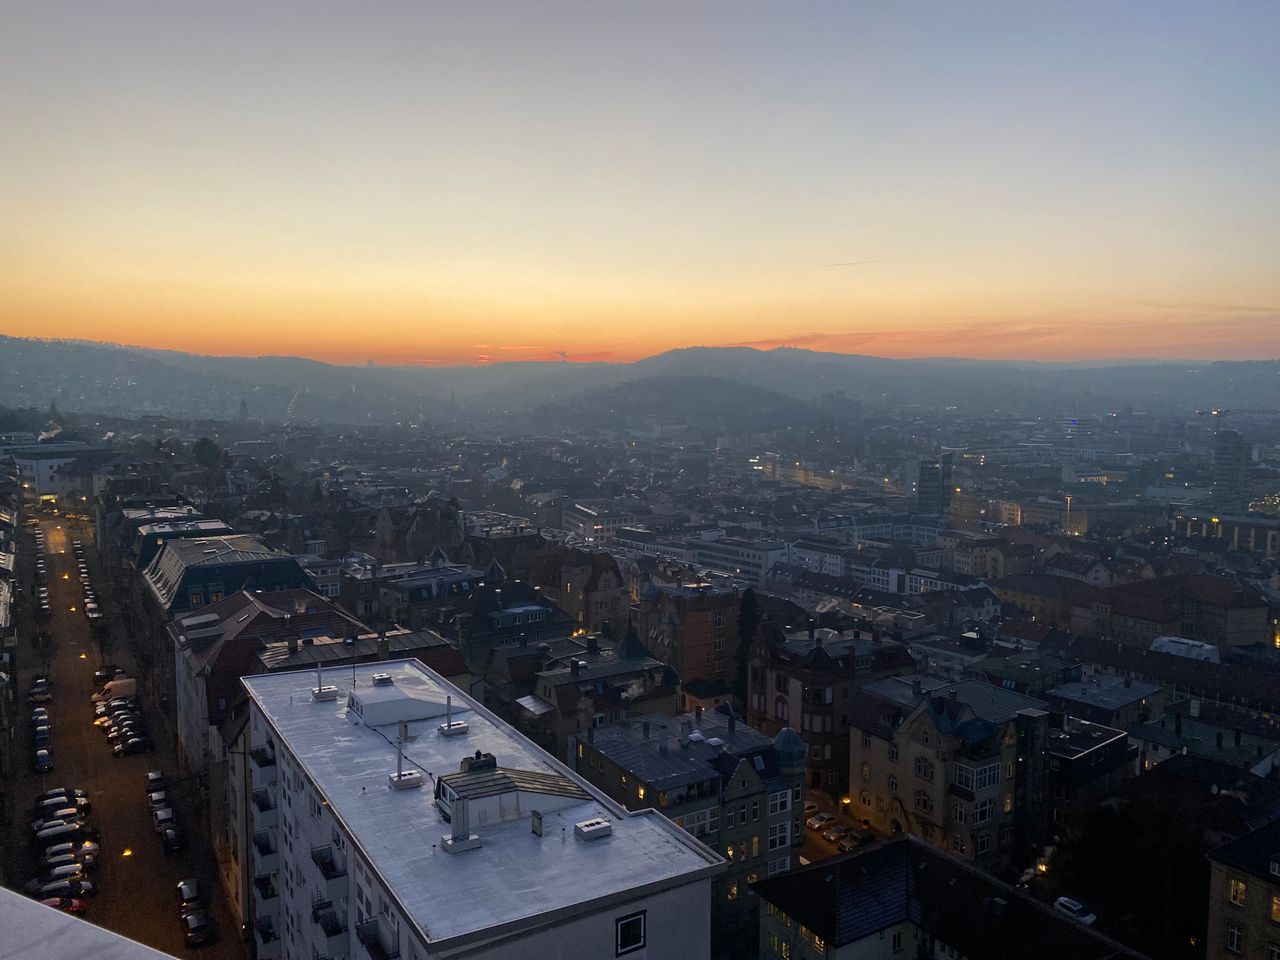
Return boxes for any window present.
[954,804,966,825]
[952,835,967,855]
[1271,894,1280,924]
[774,697,789,722]
[768,822,790,851]
[914,791,933,814]
[1229,877,1248,906]
[725,808,736,829]
[1003,794,1014,814]
[974,799,994,824]
[752,801,760,821]
[861,762,871,782]
[768,790,791,815]
[862,733,872,749]
[768,856,790,876]
[915,757,935,782]
[1268,942,1280,960]
[889,743,899,762]
[190,592,203,607]
[888,775,898,793]
[955,762,1000,792]
[891,931,903,952]
[1226,923,1242,954]
[976,832,991,854]
[616,912,646,956]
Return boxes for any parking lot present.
[3,515,246,958]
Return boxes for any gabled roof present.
[1207,817,1280,878]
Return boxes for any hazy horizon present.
[4,2,1279,364]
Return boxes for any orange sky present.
[2,3,1278,367]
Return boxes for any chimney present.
[808,620,816,641]
[377,632,389,661]
[442,796,480,853]
[727,709,736,736]
[695,705,703,729]
[912,677,923,697]
[286,635,299,653]
[587,635,599,655]
[571,659,581,677]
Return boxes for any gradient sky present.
[3,2,1278,366]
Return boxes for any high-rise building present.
[1213,429,1249,515]
[904,454,954,515]
[234,659,722,960]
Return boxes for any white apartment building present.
[236,659,722,960]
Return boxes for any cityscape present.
[2,4,1280,960]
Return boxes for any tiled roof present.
[1207,818,1280,878]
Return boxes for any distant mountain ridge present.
[0,335,1275,424]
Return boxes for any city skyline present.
[3,1,1278,365]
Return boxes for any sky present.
[2,1,1278,367]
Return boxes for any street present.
[3,515,246,959]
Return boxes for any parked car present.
[34,749,53,773]
[145,771,165,792]
[159,826,185,855]
[33,824,100,848]
[43,841,99,860]
[33,726,52,748]
[34,797,90,818]
[31,815,85,833]
[30,879,95,900]
[181,908,216,947]
[113,737,152,757]
[29,691,52,706]
[803,801,819,817]
[26,865,88,891]
[806,812,835,831]
[42,852,98,873]
[821,823,851,843]
[177,878,202,911]
[35,788,88,805]
[39,897,88,914]
[148,791,169,810]
[1053,897,1097,926]
[152,808,176,833]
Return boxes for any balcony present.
[253,918,278,944]
[357,917,400,960]
[311,844,347,881]
[253,831,276,856]
[253,874,278,900]
[250,746,277,768]
[312,896,347,938]
[252,788,275,812]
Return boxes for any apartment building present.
[848,676,1050,869]
[1205,818,1280,960]
[688,537,789,588]
[638,581,740,707]
[235,660,722,960]
[570,707,806,960]
[746,625,913,798]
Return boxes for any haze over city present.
[3,1,1279,365]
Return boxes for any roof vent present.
[574,817,613,841]
[705,737,725,747]
[371,673,394,686]
[688,731,705,742]
[438,695,469,737]
[313,685,339,702]
[388,770,423,790]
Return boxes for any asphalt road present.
[3,515,246,959]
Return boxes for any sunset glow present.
[3,2,1278,366]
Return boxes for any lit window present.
[1271,894,1280,924]
[1229,878,1247,906]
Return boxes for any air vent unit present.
[312,685,339,702]
[705,737,724,747]
[371,673,394,686]
[438,720,469,737]
[387,770,424,790]
[688,731,704,742]
[574,818,613,841]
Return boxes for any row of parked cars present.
[32,525,50,617]
[145,768,216,947]
[804,805,877,853]
[30,676,54,773]
[27,786,101,909]
[72,539,102,623]
[93,685,154,757]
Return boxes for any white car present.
[806,812,835,831]
[1053,897,1097,926]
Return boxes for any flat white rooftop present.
[243,660,720,947]
[0,887,176,960]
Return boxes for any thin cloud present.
[825,259,890,267]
